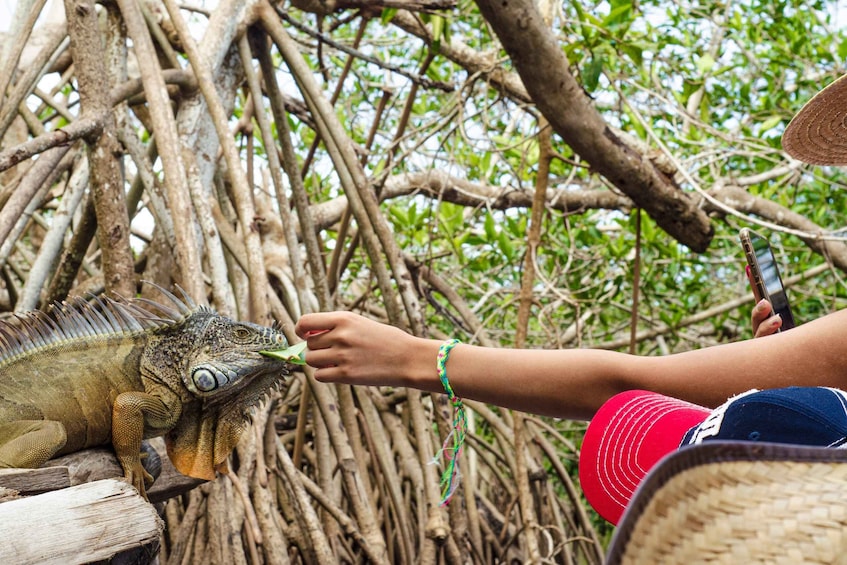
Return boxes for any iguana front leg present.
[112,390,181,499]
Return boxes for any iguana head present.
[179,313,289,400]
[138,287,292,481]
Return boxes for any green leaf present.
[381,7,397,24]
[584,55,604,91]
[484,212,496,241]
[260,342,308,365]
[432,15,444,47]
[759,115,782,133]
[497,230,514,259]
[603,3,633,31]
[620,43,643,66]
[695,53,715,75]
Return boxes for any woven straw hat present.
[783,73,847,165]
[606,441,847,564]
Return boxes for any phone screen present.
[740,229,796,331]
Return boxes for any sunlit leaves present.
[272,1,847,355]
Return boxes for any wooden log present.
[49,439,205,503]
[0,466,70,495]
[0,438,205,503]
[0,479,163,564]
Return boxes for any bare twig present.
[277,9,454,93]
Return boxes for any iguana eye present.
[232,326,252,340]
[192,367,217,392]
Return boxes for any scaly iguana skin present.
[0,286,290,499]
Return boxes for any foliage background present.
[2,0,847,563]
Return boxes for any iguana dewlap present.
[0,286,290,499]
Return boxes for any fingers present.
[751,298,771,332]
[294,312,340,339]
[751,299,781,338]
[300,336,362,385]
[294,312,360,378]
[754,314,782,338]
[293,311,408,386]
[301,345,339,368]
[747,269,777,339]
[310,365,349,384]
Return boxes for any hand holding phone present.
[746,265,783,336]
[739,228,796,331]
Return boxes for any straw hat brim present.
[607,441,847,564]
[783,73,847,165]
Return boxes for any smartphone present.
[739,228,796,331]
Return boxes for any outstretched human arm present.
[295,308,846,420]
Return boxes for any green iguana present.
[0,285,291,499]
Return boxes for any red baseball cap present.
[579,386,847,525]
[578,390,710,525]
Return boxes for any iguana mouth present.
[259,341,307,365]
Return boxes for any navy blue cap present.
[682,386,847,447]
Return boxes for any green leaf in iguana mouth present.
[260,341,307,365]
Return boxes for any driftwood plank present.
[0,479,163,565]
[0,466,70,495]
[49,439,205,503]
[0,438,204,503]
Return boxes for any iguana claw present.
[124,462,150,500]
[124,445,162,500]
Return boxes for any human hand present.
[294,311,431,387]
[751,298,781,338]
